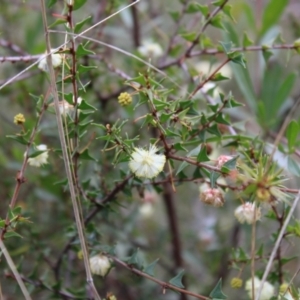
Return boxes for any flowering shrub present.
[0,0,300,299]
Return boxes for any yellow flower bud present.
[230,277,243,289]
[118,92,132,106]
[256,187,271,202]
[14,113,26,125]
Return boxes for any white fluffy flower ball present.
[199,187,224,207]
[234,202,261,224]
[138,40,163,58]
[38,49,62,72]
[26,144,49,167]
[245,277,274,300]
[129,145,166,179]
[89,254,111,277]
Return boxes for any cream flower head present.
[89,254,112,277]
[138,40,163,58]
[129,145,166,179]
[38,49,62,72]
[234,202,261,224]
[245,277,274,300]
[26,144,49,167]
[199,187,224,207]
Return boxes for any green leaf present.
[48,18,68,29]
[169,270,185,288]
[210,171,220,188]
[76,43,95,57]
[222,156,238,170]
[169,11,180,22]
[212,0,226,7]
[78,64,97,73]
[273,72,296,118]
[125,249,143,269]
[286,120,299,152]
[79,149,97,161]
[186,2,209,16]
[209,278,227,299]
[262,49,273,63]
[197,146,210,162]
[210,15,225,30]
[180,32,197,42]
[287,156,300,177]
[78,99,97,111]
[144,259,159,276]
[6,135,29,145]
[211,72,230,82]
[5,231,23,239]
[260,0,289,37]
[74,15,92,34]
[72,0,87,11]
[229,52,246,68]
[242,32,253,47]
[47,0,57,8]
[176,161,189,175]
[207,124,221,137]
[256,244,264,257]
[223,5,235,22]
[219,41,233,54]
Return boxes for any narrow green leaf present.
[230,64,256,111]
[0,220,5,228]
[260,0,288,37]
[144,259,159,277]
[209,278,227,299]
[78,65,98,73]
[47,0,57,8]
[286,120,299,152]
[273,72,296,117]
[5,231,23,239]
[169,270,185,288]
[74,16,92,34]
[287,156,300,177]
[6,135,29,145]
[73,0,87,11]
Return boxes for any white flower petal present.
[26,144,49,167]
[129,145,166,179]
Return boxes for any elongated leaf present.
[74,16,92,34]
[286,120,299,152]
[260,0,288,37]
[287,156,300,177]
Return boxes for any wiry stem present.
[0,239,32,300]
[39,1,101,299]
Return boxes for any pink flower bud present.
[200,188,224,207]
